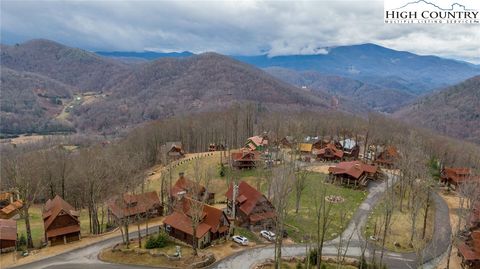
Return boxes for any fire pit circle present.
[325,195,345,203]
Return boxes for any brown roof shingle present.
[0,219,16,241]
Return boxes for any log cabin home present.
[43,195,81,245]
[208,143,225,151]
[165,141,184,160]
[280,136,295,148]
[0,219,16,252]
[328,161,378,187]
[225,181,276,231]
[0,191,23,219]
[374,146,399,168]
[170,173,215,204]
[458,204,480,269]
[313,143,344,161]
[163,197,230,248]
[245,135,269,151]
[440,167,476,189]
[337,139,360,159]
[231,150,261,170]
[107,191,163,224]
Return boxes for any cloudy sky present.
[1,0,479,63]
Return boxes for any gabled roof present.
[43,195,79,231]
[328,161,377,179]
[170,175,206,198]
[339,139,357,150]
[163,197,228,238]
[107,191,160,219]
[1,200,23,215]
[247,136,268,147]
[313,143,344,158]
[442,167,473,185]
[225,181,272,216]
[0,219,16,241]
[299,143,313,152]
[231,151,259,161]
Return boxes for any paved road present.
[9,173,451,269]
[211,174,451,269]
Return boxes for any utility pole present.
[231,181,239,236]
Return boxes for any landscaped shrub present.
[18,234,26,247]
[145,232,168,249]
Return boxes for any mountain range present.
[97,44,480,113]
[1,39,479,143]
[1,39,349,134]
[395,75,480,144]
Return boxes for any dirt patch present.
[305,164,331,174]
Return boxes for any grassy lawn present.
[234,227,262,244]
[364,187,435,252]
[100,241,194,268]
[144,151,265,202]
[284,173,367,242]
[17,204,106,248]
[145,152,366,244]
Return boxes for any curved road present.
[9,173,451,269]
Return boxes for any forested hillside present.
[1,39,350,134]
[265,67,415,112]
[395,76,480,144]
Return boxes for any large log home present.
[107,191,163,224]
[328,161,378,187]
[170,172,215,204]
[163,197,230,248]
[225,181,276,231]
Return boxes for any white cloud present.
[1,0,478,63]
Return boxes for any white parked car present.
[260,230,276,241]
[232,235,249,246]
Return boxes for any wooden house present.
[0,191,23,219]
[43,195,81,245]
[375,146,399,168]
[225,181,276,231]
[165,141,184,160]
[280,136,295,148]
[231,150,261,170]
[337,139,360,159]
[208,143,225,152]
[313,143,344,161]
[441,167,474,188]
[458,202,480,269]
[107,191,163,224]
[457,229,480,269]
[245,135,268,151]
[0,219,16,252]
[328,161,378,187]
[170,173,215,204]
[163,197,230,248]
